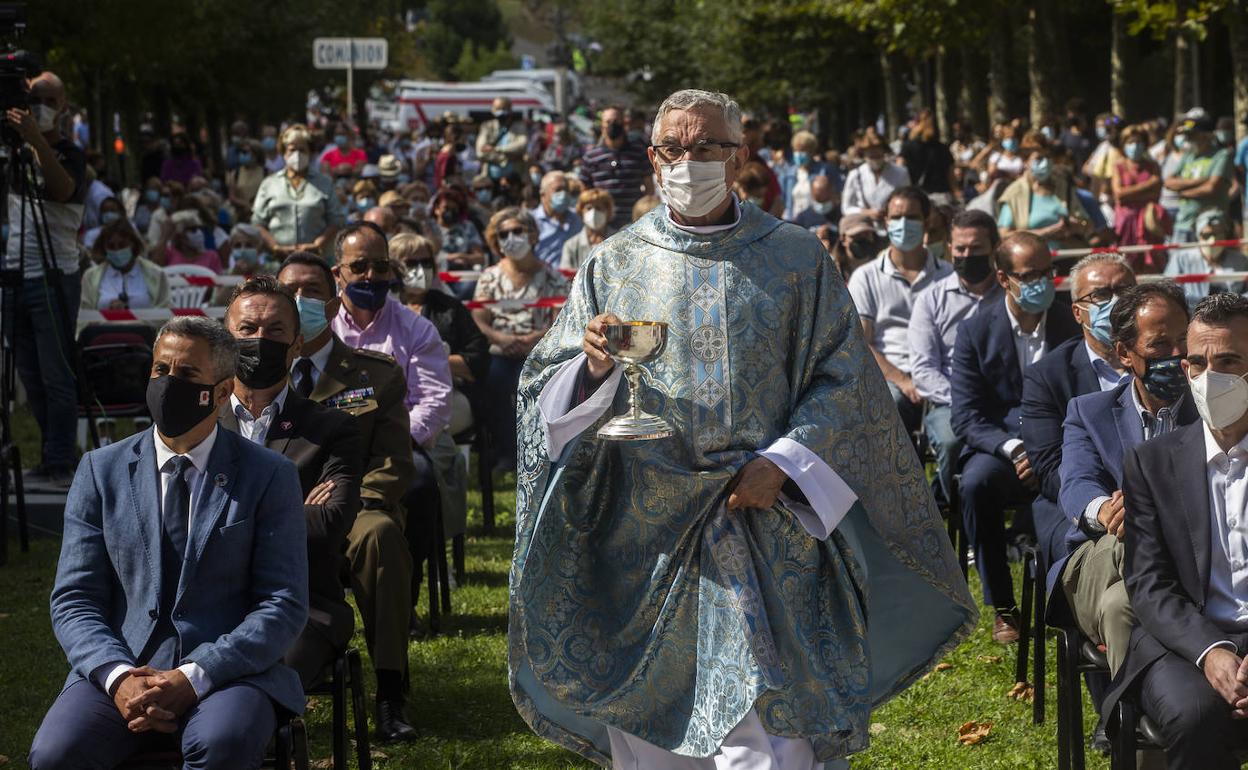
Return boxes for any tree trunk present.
[1110,10,1129,117]
[880,50,902,140]
[935,49,952,141]
[961,48,989,137]
[1027,2,1055,125]
[1174,31,1191,115]
[1230,4,1248,143]
[987,3,1010,125]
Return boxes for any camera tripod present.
[0,142,75,566]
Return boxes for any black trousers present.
[1141,648,1248,769]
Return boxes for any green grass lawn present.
[0,410,1115,768]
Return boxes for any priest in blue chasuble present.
[508,89,977,770]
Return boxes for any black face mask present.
[1136,354,1187,404]
[235,337,292,390]
[147,374,221,439]
[849,237,879,263]
[953,253,994,284]
[606,122,625,140]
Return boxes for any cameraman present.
[4,71,86,485]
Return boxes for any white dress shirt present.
[1000,299,1048,459]
[291,339,334,395]
[230,386,289,445]
[1085,340,1127,393]
[1199,424,1248,667]
[97,427,220,699]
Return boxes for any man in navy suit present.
[29,316,308,770]
[1056,281,1194,676]
[1101,293,1248,768]
[1021,253,1135,567]
[951,231,1079,642]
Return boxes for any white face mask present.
[660,160,728,218]
[501,233,532,260]
[34,104,58,133]
[285,150,309,173]
[402,265,436,291]
[584,208,609,232]
[1190,368,1248,430]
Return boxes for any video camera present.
[0,4,39,147]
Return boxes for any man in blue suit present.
[1021,253,1135,568]
[1056,281,1195,676]
[951,231,1080,642]
[29,316,309,770]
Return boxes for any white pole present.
[346,41,354,125]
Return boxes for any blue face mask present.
[530,172,543,188]
[550,190,570,213]
[1002,138,1018,153]
[1096,126,1108,141]
[261,136,277,152]
[296,295,329,339]
[812,199,835,215]
[1124,142,1143,161]
[101,211,121,225]
[887,217,925,252]
[159,195,173,211]
[144,188,160,204]
[1139,354,1187,403]
[1013,275,1056,314]
[335,134,348,147]
[475,188,492,203]
[343,279,392,311]
[232,246,259,266]
[1030,157,1052,182]
[357,198,376,212]
[1174,134,1189,152]
[793,151,809,167]
[106,247,134,269]
[238,152,252,165]
[1084,296,1116,346]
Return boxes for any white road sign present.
[313,38,388,70]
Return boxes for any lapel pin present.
[214,473,228,487]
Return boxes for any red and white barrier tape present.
[79,307,227,323]
[1054,271,1246,289]
[1051,238,1248,259]
[440,268,578,283]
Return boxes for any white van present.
[482,68,582,103]
[384,80,556,134]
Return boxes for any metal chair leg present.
[1033,557,1046,726]
[477,429,495,536]
[436,510,451,614]
[1016,550,1035,684]
[290,718,310,770]
[274,720,292,769]
[331,656,347,770]
[452,533,465,583]
[426,512,441,634]
[1112,701,1137,770]
[1056,629,1072,770]
[1064,634,1086,770]
[347,649,372,770]
[10,443,26,553]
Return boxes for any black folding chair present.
[1015,542,1047,726]
[77,323,156,449]
[1055,626,1109,770]
[307,647,371,770]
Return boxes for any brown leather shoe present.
[993,612,1020,644]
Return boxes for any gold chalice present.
[596,321,673,441]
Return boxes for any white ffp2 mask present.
[1191,368,1248,430]
[660,160,728,218]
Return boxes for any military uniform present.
[305,337,415,679]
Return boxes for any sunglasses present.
[342,259,392,275]
[499,227,527,238]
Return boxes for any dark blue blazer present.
[1045,380,1198,612]
[50,427,309,714]
[950,296,1080,461]
[1021,335,1102,504]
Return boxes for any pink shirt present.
[321,147,366,173]
[165,246,223,274]
[332,297,453,447]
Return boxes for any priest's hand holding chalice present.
[582,313,673,440]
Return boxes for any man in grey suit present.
[29,316,309,770]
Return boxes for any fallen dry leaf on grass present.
[977,654,1002,664]
[370,749,389,760]
[0,754,9,765]
[957,721,993,746]
[1007,682,1035,702]
[869,723,887,736]
[934,662,954,671]
[310,760,333,770]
